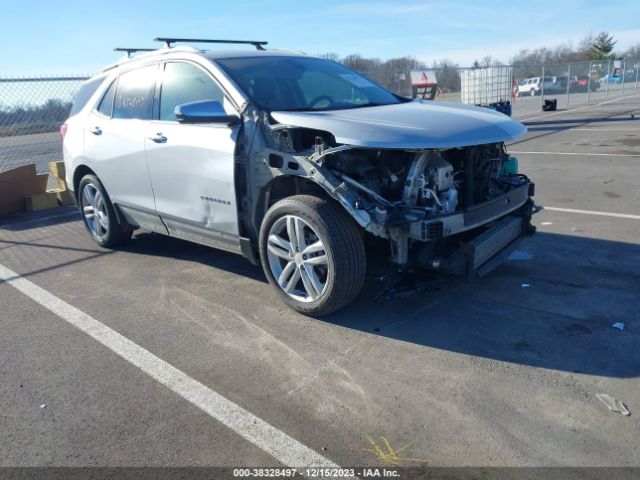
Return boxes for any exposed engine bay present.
[245,116,537,275]
[323,144,522,214]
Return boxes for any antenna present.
[114,48,156,59]
[153,37,268,51]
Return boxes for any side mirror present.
[175,100,239,125]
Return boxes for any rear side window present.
[159,62,225,121]
[97,80,116,117]
[113,65,157,120]
[70,77,105,116]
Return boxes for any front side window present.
[159,62,225,121]
[113,65,157,120]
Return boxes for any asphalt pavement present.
[1,94,639,473]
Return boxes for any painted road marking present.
[544,207,640,220]
[511,151,640,158]
[516,93,640,122]
[544,128,640,132]
[0,263,350,475]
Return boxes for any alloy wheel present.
[81,183,109,242]
[266,215,329,302]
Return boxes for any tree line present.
[322,33,639,93]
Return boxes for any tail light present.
[60,123,68,141]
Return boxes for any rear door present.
[83,64,163,230]
[144,61,240,251]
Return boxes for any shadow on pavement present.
[523,116,639,133]
[116,229,639,379]
[122,232,268,284]
[2,208,638,379]
[328,231,639,379]
[0,206,79,231]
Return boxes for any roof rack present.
[154,37,268,51]
[114,47,156,58]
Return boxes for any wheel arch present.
[252,175,329,239]
[73,164,97,201]
[73,165,131,229]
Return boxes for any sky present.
[1,0,639,75]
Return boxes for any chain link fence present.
[358,59,640,117]
[1,61,639,181]
[0,76,89,177]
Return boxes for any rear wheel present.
[78,174,132,248]
[259,195,366,316]
[530,88,536,96]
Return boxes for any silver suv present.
[62,38,537,316]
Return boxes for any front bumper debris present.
[408,183,532,241]
[426,198,537,278]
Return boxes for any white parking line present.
[0,263,349,474]
[544,207,640,220]
[511,151,640,158]
[516,93,640,122]
[553,128,640,132]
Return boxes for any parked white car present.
[516,76,555,96]
[62,38,537,316]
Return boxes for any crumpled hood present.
[271,100,526,149]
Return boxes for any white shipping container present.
[460,66,513,106]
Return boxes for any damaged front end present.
[247,111,538,278]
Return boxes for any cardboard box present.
[48,161,67,190]
[0,164,49,215]
[47,188,75,206]
[25,192,59,211]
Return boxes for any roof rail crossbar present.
[153,37,268,50]
[114,47,156,58]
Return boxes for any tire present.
[530,88,536,96]
[78,174,132,248]
[259,195,366,316]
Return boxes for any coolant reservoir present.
[503,156,518,176]
[443,187,458,213]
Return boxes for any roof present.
[102,46,307,72]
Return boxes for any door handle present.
[89,126,102,135]
[147,133,167,144]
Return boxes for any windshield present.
[215,56,402,111]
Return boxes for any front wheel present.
[259,195,366,316]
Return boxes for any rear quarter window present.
[70,77,105,116]
[97,80,117,117]
[113,65,158,120]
